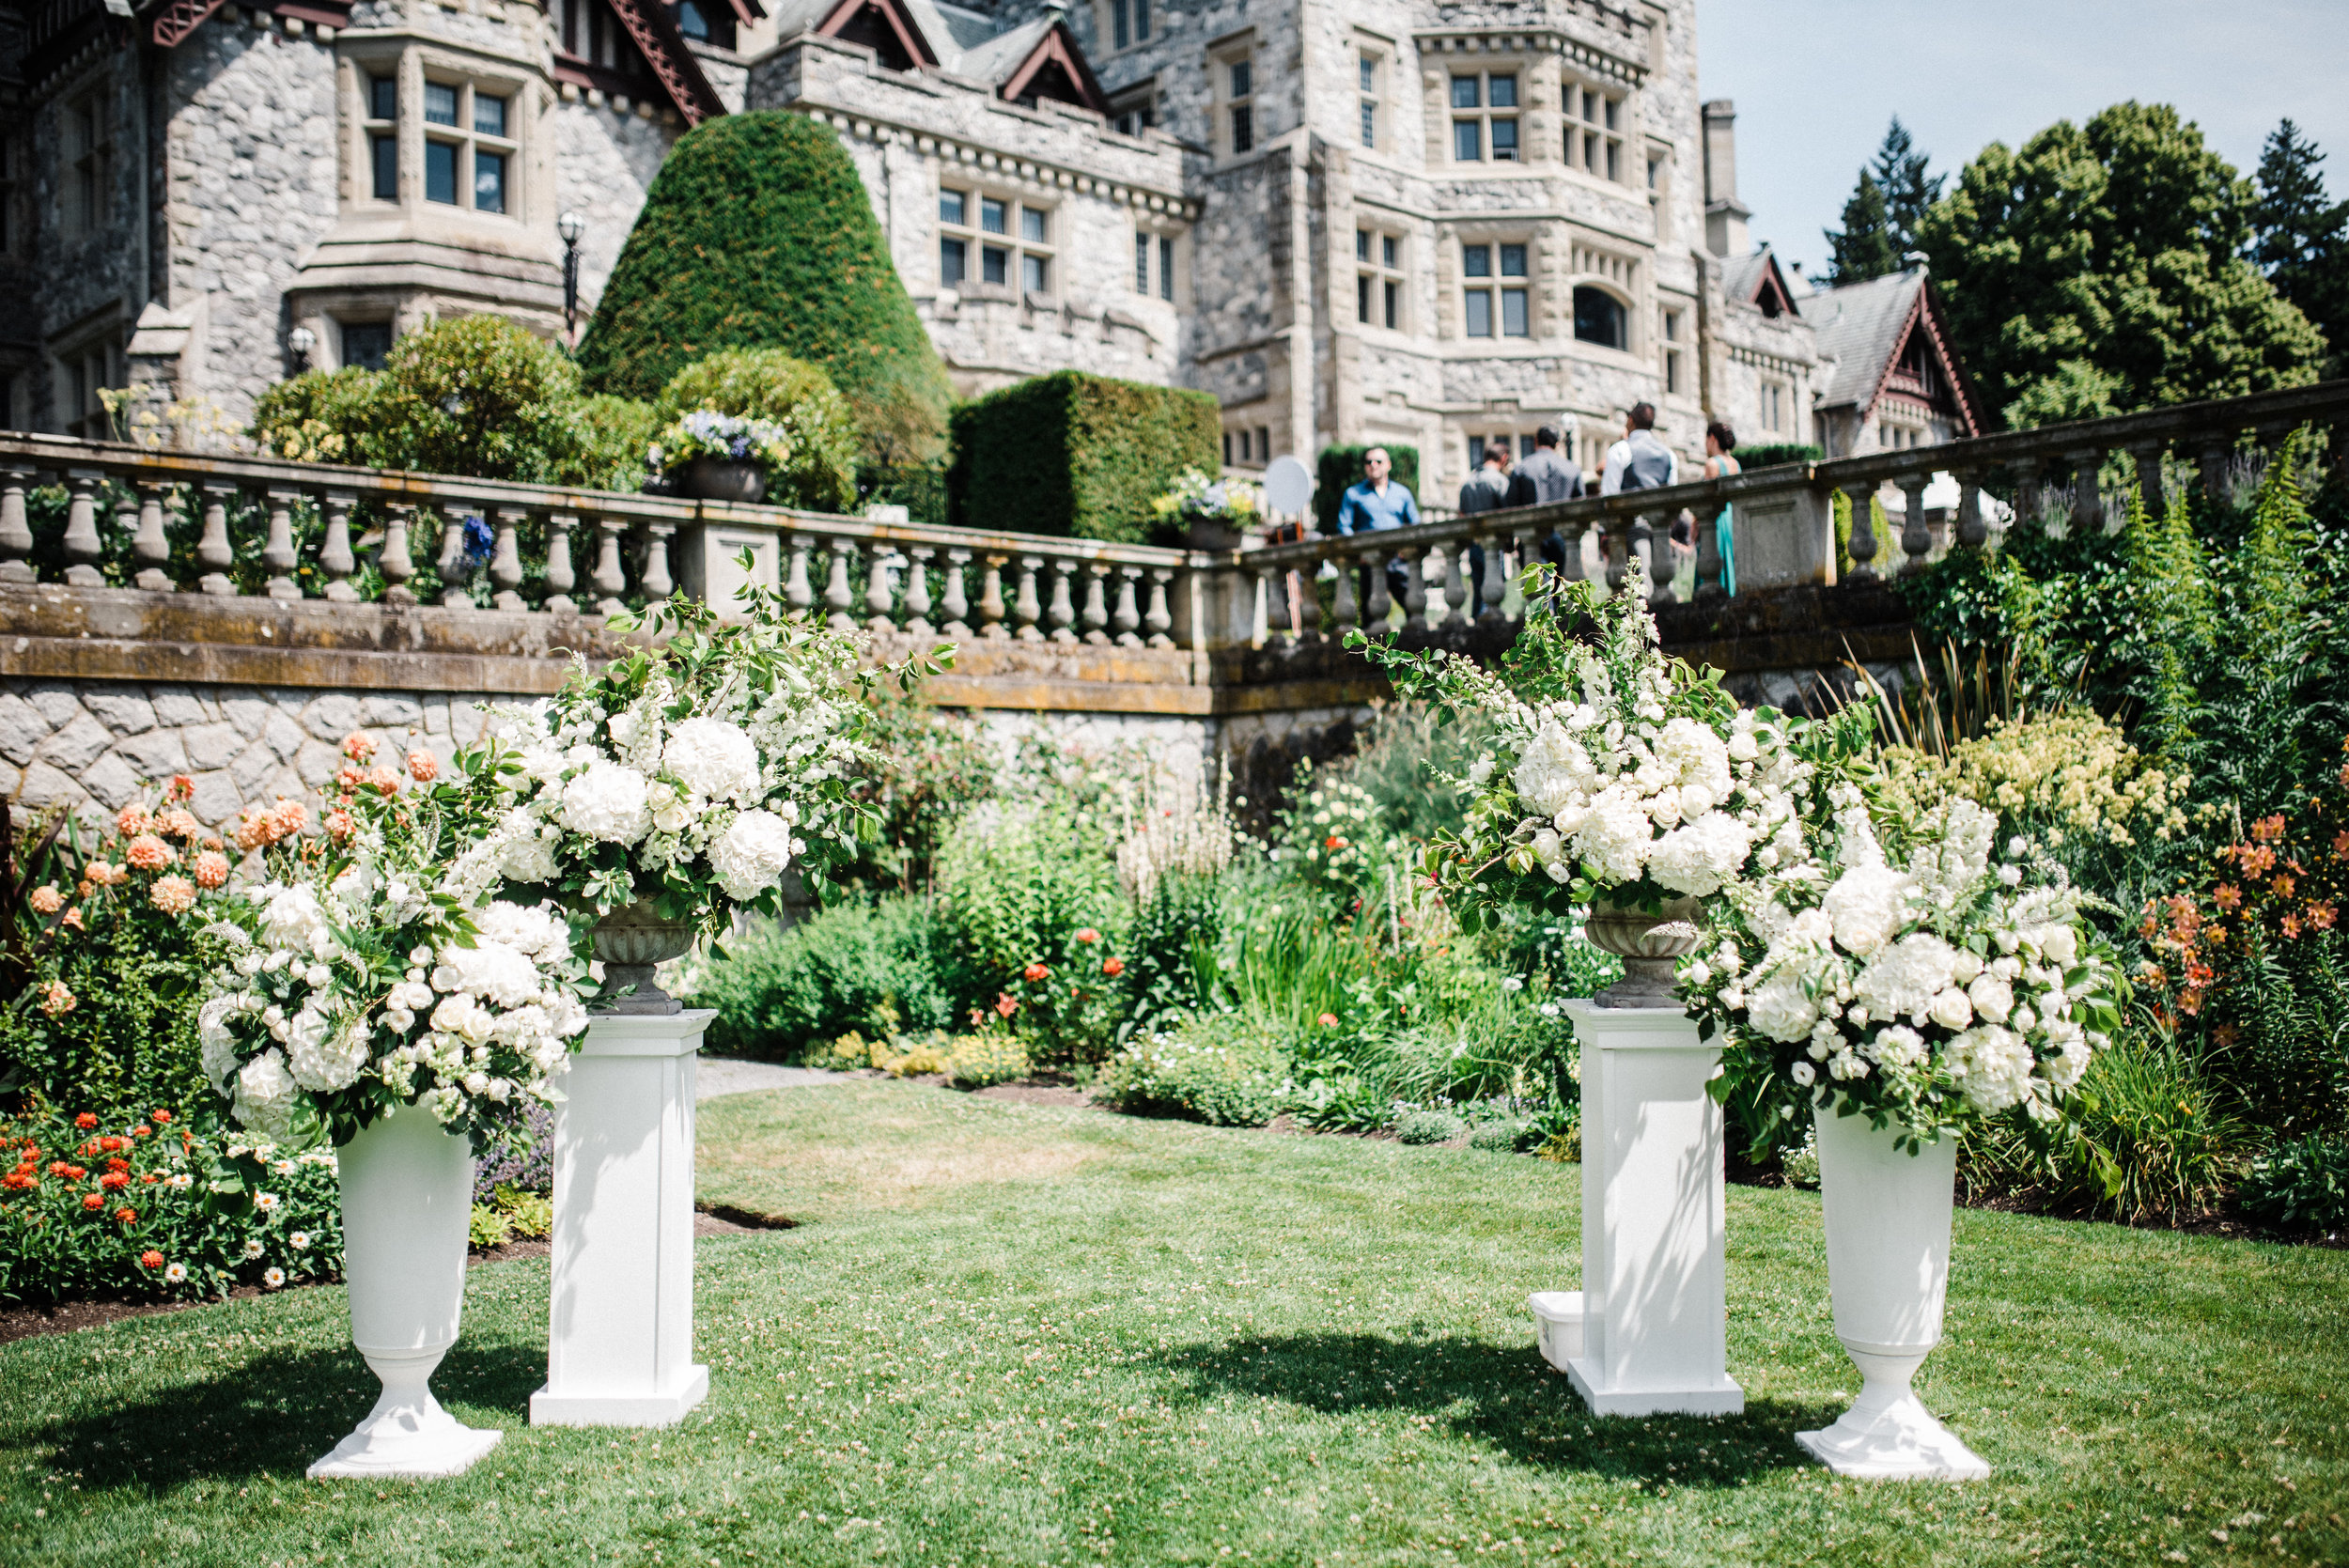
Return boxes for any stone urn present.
[591,900,697,1015]
[1581,893,1703,1007]
[674,458,767,505]
[1796,1102,1991,1480]
[1182,512,1248,551]
[308,1100,500,1480]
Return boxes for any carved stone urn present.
[590,900,696,1015]
[674,458,766,505]
[1581,893,1704,1008]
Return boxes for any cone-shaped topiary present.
[577,111,955,462]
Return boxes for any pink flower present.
[27,885,60,915]
[115,805,151,837]
[192,850,230,889]
[124,833,176,872]
[406,749,440,784]
[148,876,198,915]
[341,732,378,763]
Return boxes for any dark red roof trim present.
[603,0,730,124]
[816,0,939,68]
[998,23,1111,115]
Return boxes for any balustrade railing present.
[0,379,2340,659]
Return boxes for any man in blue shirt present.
[1335,447,1418,617]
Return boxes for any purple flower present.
[461,515,495,568]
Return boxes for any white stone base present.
[1530,1291,1585,1372]
[530,1364,710,1429]
[1796,1344,1989,1480]
[1564,1358,1747,1419]
[307,1351,502,1480]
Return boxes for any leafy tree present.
[2248,118,2348,377]
[1823,117,1942,284]
[1917,101,2326,426]
[577,112,955,466]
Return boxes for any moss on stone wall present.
[947,371,1221,543]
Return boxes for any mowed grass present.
[4,1079,2346,1567]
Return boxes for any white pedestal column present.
[1554,1001,1744,1417]
[530,1010,711,1428]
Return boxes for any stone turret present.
[1702,99,1750,259]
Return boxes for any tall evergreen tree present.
[2248,118,2348,376]
[1917,101,2326,427]
[1824,117,1942,284]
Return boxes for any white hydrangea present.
[233,1048,300,1138]
[1746,967,1820,1044]
[1820,861,1915,955]
[474,900,572,965]
[1512,718,1592,819]
[199,995,247,1094]
[710,808,796,901]
[1645,812,1753,898]
[1653,716,1734,799]
[286,1009,371,1094]
[1942,1024,2036,1112]
[430,939,545,1009]
[560,760,652,845]
[1566,789,1655,886]
[1852,932,1958,1024]
[663,716,762,804]
[260,884,329,953]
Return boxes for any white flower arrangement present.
[648,409,794,480]
[1353,576,1816,924]
[444,583,935,932]
[1686,793,2124,1147]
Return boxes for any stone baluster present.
[2127,441,2166,519]
[2068,447,2107,535]
[2197,431,2233,504]
[1842,483,1880,583]
[1477,531,1509,623]
[1412,542,1444,631]
[1600,516,1630,595]
[1363,546,1392,630]
[1330,547,1360,638]
[132,483,173,591]
[437,506,474,608]
[903,547,936,636]
[197,481,237,596]
[977,553,1009,638]
[1650,516,1678,605]
[1898,474,1933,575]
[542,512,578,613]
[1081,562,1112,644]
[1954,471,1989,551]
[1143,567,1175,648]
[1012,555,1044,641]
[784,535,815,616]
[1624,515,1652,602]
[490,507,528,611]
[941,549,972,636]
[0,467,35,582]
[823,538,857,629]
[1691,501,1727,603]
[380,506,418,606]
[260,486,302,599]
[1046,557,1080,644]
[864,544,896,632]
[1557,519,1589,586]
[640,521,676,602]
[1112,565,1143,646]
[592,518,629,614]
[319,489,358,601]
[2006,456,2041,535]
[62,470,105,586]
[1399,549,1425,629]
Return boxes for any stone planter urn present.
[1182,513,1248,551]
[307,1101,501,1480]
[1581,893,1703,1007]
[674,458,767,505]
[1796,1102,1991,1480]
[591,900,697,1014]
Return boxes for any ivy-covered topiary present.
[576,111,955,464]
[947,370,1221,542]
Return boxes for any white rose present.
[664,716,762,804]
[710,809,797,901]
[1790,1060,1816,1086]
[1644,789,1684,829]
[2038,924,2079,968]
[560,761,653,846]
[1928,987,1975,1032]
[1967,972,2015,1025]
[1949,948,1983,985]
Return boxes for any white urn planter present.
[1796,1104,1990,1481]
[308,1101,502,1480]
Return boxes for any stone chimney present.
[1702,100,1751,258]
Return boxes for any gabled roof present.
[974,17,1111,113]
[1721,247,1801,320]
[1798,268,1983,434]
[776,0,1110,113]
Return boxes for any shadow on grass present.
[23,1341,546,1490]
[1153,1331,1836,1488]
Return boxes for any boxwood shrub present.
[947,370,1221,543]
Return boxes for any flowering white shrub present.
[1684,791,2123,1146]
[443,585,934,933]
[1353,577,1819,924]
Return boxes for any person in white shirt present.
[1599,402,1676,494]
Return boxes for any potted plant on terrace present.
[1150,469,1264,551]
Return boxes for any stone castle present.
[1,0,1980,500]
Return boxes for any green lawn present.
[4,1079,2345,1567]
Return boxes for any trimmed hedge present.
[1734,442,1823,470]
[947,371,1220,542]
[1315,444,1421,536]
[576,111,953,462]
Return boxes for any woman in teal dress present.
[1704,422,1741,596]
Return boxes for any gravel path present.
[696,1058,849,1101]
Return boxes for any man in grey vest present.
[1510,425,1582,585]
[1600,403,1675,494]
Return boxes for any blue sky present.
[1695,0,2349,282]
